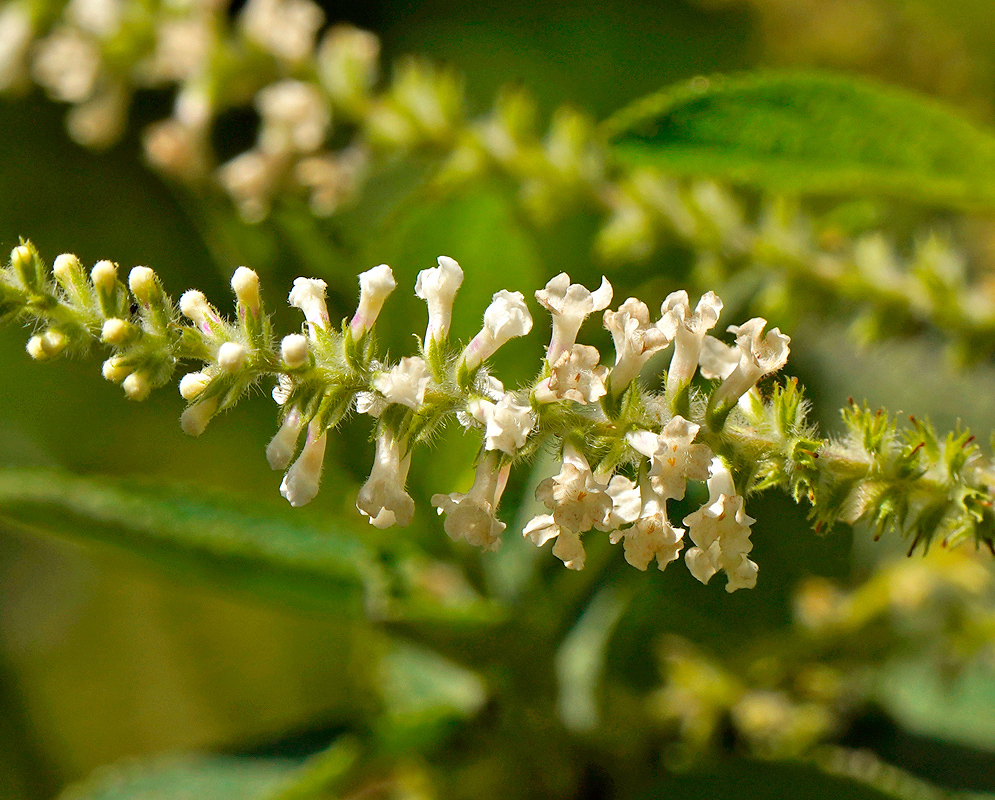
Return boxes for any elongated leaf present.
[607,71,995,209]
[637,754,957,800]
[0,468,501,624]
[59,756,299,800]
[874,657,995,751]
[59,738,361,800]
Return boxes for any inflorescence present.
[3,241,994,591]
[4,0,995,365]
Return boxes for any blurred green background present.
[4,1,995,798]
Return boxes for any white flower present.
[626,416,712,501]
[552,527,586,570]
[709,318,790,412]
[218,149,279,223]
[266,407,304,470]
[533,344,608,405]
[605,474,643,529]
[603,297,676,393]
[316,24,380,111]
[32,27,101,103]
[535,272,612,363]
[142,17,211,82]
[415,255,464,344]
[355,391,386,417]
[522,515,586,570]
[460,290,533,372]
[351,264,395,338]
[143,117,208,180]
[241,0,324,62]
[256,79,330,154]
[432,452,509,551]
[535,443,613,533]
[280,422,327,507]
[373,356,431,410]
[272,374,293,406]
[662,290,723,395]
[356,430,415,528]
[288,277,329,336]
[523,514,559,547]
[67,0,124,38]
[610,479,684,571]
[698,334,739,380]
[0,4,32,92]
[682,457,757,592]
[469,391,534,454]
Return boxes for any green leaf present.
[873,658,995,751]
[606,71,995,210]
[637,754,956,800]
[377,640,488,752]
[0,468,502,624]
[59,739,361,800]
[59,756,300,800]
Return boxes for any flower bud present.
[280,422,327,507]
[350,264,395,339]
[128,267,158,305]
[52,253,82,284]
[281,333,309,368]
[267,407,304,470]
[180,396,220,437]
[10,244,36,289]
[231,267,261,315]
[101,356,129,383]
[101,318,133,346]
[179,371,211,400]
[217,341,249,372]
[122,370,152,401]
[179,289,219,331]
[90,260,117,292]
[25,336,45,360]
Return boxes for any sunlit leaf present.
[0,468,502,625]
[607,72,995,210]
[59,738,361,800]
[59,756,299,800]
[874,658,995,751]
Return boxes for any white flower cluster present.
[249,261,790,592]
[21,240,789,592]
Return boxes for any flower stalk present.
[3,242,993,594]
